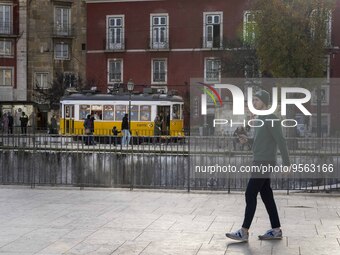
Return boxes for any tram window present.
[180,104,184,120]
[140,105,151,121]
[79,105,90,120]
[115,105,126,120]
[130,105,139,121]
[91,105,103,120]
[103,105,115,120]
[172,104,180,119]
[64,105,74,118]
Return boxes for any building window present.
[203,12,222,48]
[35,72,49,89]
[243,11,257,46]
[205,58,221,82]
[107,15,124,50]
[108,59,123,83]
[0,67,13,86]
[152,59,167,84]
[0,40,12,56]
[311,85,329,106]
[54,7,71,36]
[311,9,332,47]
[64,72,77,87]
[0,5,11,34]
[150,14,169,49]
[54,43,69,60]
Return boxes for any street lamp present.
[127,79,134,137]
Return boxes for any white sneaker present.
[225,228,249,242]
[258,229,282,240]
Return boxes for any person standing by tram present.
[121,113,131,146]
[84,114,95,145]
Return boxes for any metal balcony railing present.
[0,22,12,35]
[106,37,125,51]
[53,25,73,37]
[202,36,226,49]
[148,37,169,50]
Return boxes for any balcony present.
[105,38,125,52]
[0,22,16,38]
[202,37,226,49]
[52,25,74,38]
[148,38,170,51]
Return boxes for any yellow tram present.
[59,92,184,137]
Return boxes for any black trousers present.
[242,161,281,229]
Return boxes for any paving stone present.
[0,187,339,255]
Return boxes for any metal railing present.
[0,133,339,192]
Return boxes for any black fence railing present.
[0,134,339,192]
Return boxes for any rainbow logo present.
[197,82,223,107]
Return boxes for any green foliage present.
[253,0,335,78]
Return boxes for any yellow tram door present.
[63,105,75,134]
[157,106,170,135]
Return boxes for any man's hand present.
[238,134,248,144]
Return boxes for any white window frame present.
[310,9,332,47]
[106,15,125,50]
[0,4,12,34]
[0,67,13,86]
[311,85,329,106]
[150,13,169,49]
[108,59,123,84]
[34,72,50,89]
[204,58,221,83]
[151,85,168,94]
[243,11,257,45]
[151,58,167,84]
[203,12,223,48]
[54,42,69,60]
[54,6,71,36]
[0,39,12,57]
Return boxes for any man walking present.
[226,90,290,242]
[20,112,29,134]
[8,112,13,134]
[121,113,131,146]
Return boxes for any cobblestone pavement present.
[0,187,339,255]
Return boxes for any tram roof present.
[60,93,184,103]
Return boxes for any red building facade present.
[0,0,19,96]
[86,0,340,135]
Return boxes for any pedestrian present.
[7,112,13,134]
[112,126,121,146]
[84,114,95,145]
[121,113,130,146]
[20,112,29,134]
[226,90,290,242]
[50,115,58,135]
[2,113,8,134]
[232,127,247,150]
[154,115,162,136]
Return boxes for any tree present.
[253,0,333,78]
[253,0,335,139]
[34,72,89,110]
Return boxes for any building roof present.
[60,93,184,102]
